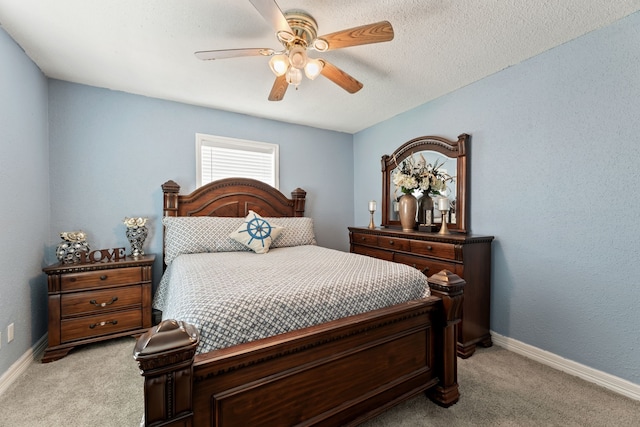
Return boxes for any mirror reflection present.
[388,151,457,225]
[381,134,469,233]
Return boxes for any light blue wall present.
[47,81,354,286]
[354,12,640,384]
[0,28,50,375]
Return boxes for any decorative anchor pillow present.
[229,211,283,254]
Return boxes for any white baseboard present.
[491,331,640,401]
[0,334,47,397]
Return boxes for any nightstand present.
[41,254,154,362]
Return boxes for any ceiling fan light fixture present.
[288,46,308,69]
[286,67,302,86]
[277,30,295,43]
[313,38,329,52]
[304,58,323,80]
[269,54,290,76]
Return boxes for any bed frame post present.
[161,181,181,267]
[426,270,465,407]
[162,180,181,218]
[134,320,199,427]
[291,188,306,217]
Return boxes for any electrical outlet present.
[7,323,14,343]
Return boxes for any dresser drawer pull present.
[421,267,430,274]
[389,240,394,245]
[89,296,118,307]
[100,275,108,280]
[89,320,118,329]
[426,246,432,251]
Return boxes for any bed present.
[133,177,464,427]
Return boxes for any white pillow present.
[264,217,317,248]
[229,211,283,254]
[163,216,246,265]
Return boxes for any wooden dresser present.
[42,255,154,362]
[349,227,493,358]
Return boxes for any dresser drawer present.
[352,245,394,261]
[410,240,457,260]
[350,232,378,246]
[377,236,411,252]
[393,253,460,277]
[60,267,143,291]
[61,285,142,317]
[61,309,142,343]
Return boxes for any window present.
[196,133,279,189]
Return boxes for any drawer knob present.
[389,240,394,245]
[89,320,118,329]
[100,275,108,281]
[361,237,366,240]
[89,296,118,307]
[427,245,433,251]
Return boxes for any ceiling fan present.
[195,0,394,101]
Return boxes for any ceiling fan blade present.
[316,21,394,51]
[319,60,363,94]
[249,0,293,36]
[195,48,274,61]
[268,75,288,101]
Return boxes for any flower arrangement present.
[123,217,148,228]
[392,154,453,196]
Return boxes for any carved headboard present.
[159,178,307,267]
[161,177,307,218]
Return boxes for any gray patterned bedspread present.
[154,245,431,354]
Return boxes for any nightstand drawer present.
[393,253,458,277]
[61,309,142,342]
[377,236,411,252]
[61,285,142,317]
[410,240,456,260]
[61,267,143,291]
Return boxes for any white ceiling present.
[2,1,640,133]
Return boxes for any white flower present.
[394,155,453,196]
[60,231,87,242]
[124,217,147,227]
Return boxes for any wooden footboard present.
[134,270,464,427]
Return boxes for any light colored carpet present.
[0,338,638,426]
[0,337,143,427]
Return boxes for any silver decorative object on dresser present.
[124,217,148,257]
[56,231,90,264]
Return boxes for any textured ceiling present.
[2,0,640,133]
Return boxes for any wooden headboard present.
[160,178,307,268]
[161,177,307,218]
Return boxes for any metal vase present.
[56,240,90,264]
[126,225,148,257]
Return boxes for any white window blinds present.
[196,134,279,189]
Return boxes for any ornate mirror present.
[381,134,469,233]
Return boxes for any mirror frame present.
[381,133,469,233]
